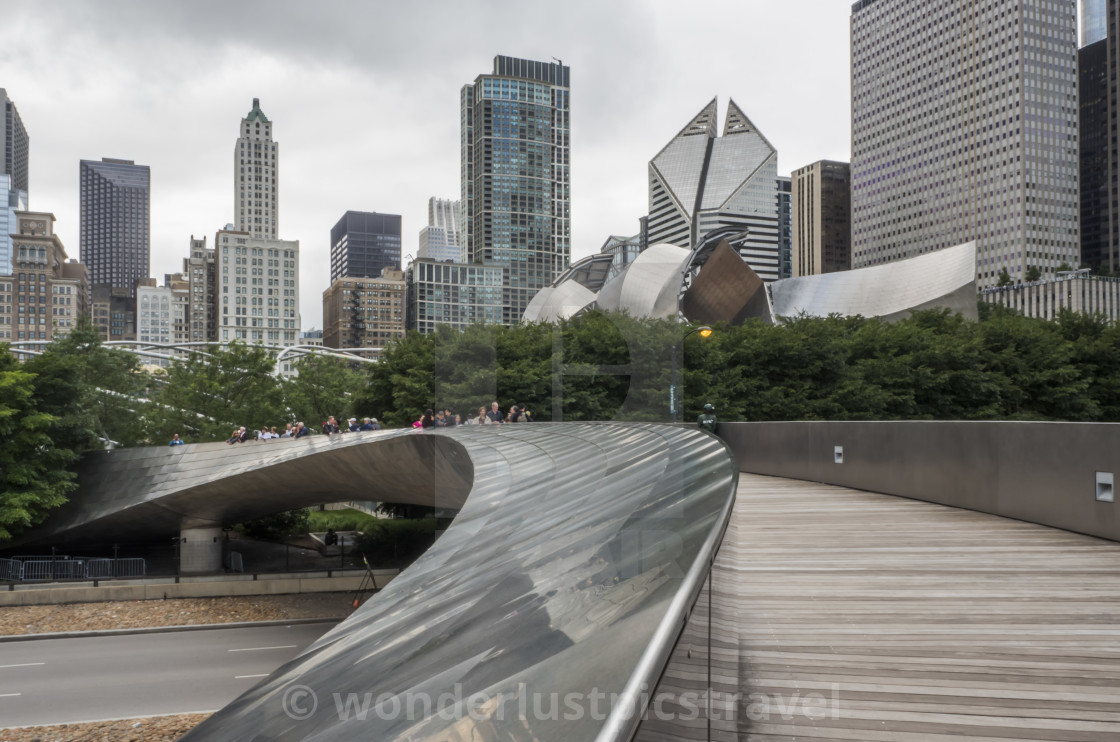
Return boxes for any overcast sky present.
[2,0,853,330]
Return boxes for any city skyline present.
[0,0,853,330]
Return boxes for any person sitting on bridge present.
[324,528,338,546]
[168,433,185,446]
[294,421,310,438]
[359,417,375,431]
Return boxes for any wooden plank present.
[635,473,1120,741]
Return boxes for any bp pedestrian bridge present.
[16,421,1120,741]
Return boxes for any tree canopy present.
[5,304,1120,540]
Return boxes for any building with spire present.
[647,98,781,281]
[235,98,278,240]
[216,100,300,361]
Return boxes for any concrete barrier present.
[719,420,1120,542]
[0,569,397,607]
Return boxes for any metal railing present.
[0,556,147,582]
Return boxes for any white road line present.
[227,645,298,653]
[0,662,45,669]
[0,693,21,698]
[234,674,269,679]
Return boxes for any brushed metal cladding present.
[19,430,472,545]
[594,243,691,318]
[769,241,978,320]
[681,239,771,324]
[177,423,736,742]
[522,279,596,323]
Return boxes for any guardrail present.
[0,556,147,582]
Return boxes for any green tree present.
[24,317,148,449]
[146,341,284,442]
[0,350,79,540]
[355,332,435,427]
[1025,265,1042,282]
[283,354,368,428]
[997,268,1012,286]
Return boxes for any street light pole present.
[670,325,712,423]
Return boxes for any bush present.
[236,508,310,541]
[353,517,451,567]
[306,509,382,533]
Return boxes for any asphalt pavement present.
[0,621,336,728]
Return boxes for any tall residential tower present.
[850,0,1079,286]
[235,98,278,240]
[79,157,150,296]
[461,55,571,324]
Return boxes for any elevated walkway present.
[638,473,1120,740]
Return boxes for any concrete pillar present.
[179,526,224,574]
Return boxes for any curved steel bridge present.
[27,423,738,741]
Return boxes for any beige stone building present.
[323,267,406,357]
[0,211,87,346]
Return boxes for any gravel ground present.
[0,592,359,636]
[0,714,211,742]
[0,592,362,740]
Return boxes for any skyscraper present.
[0,89,28,194]
[418,197,461,263]
[1079,34,1109,271]
[0,174,28,276]
[850,0,1080,286]
[1078,0,1120,274]
[461,55,571,324]
[1,90,29,276]
[234,98,278,240]
[777,176,792,279]
[329,211,401,281]
[79,158,150,296]
[647,98,781,281]
[791,161,851,277]
[1082,0,1107,45]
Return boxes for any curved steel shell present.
[770,241,978,321]
[56,423,736,742]
[594,243,690,318]
[522,279,597,323]
[23,430,474,545]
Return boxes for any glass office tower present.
[851,0,1079,286]
[461,55,570,325]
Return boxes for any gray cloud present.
[3,0,851,330]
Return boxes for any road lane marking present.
[0,663,45,669]
[228,645,297,652]
[0,693,21,698]
[235,674,269,679]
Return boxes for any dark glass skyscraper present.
[329,211,402,280]
[1080,37,1109,272]
[79,158,150,296]
[461,55,570,324]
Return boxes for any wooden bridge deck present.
[639,473,1120,741]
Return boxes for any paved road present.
[0,621,336,728]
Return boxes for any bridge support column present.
[179,526,224,574]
